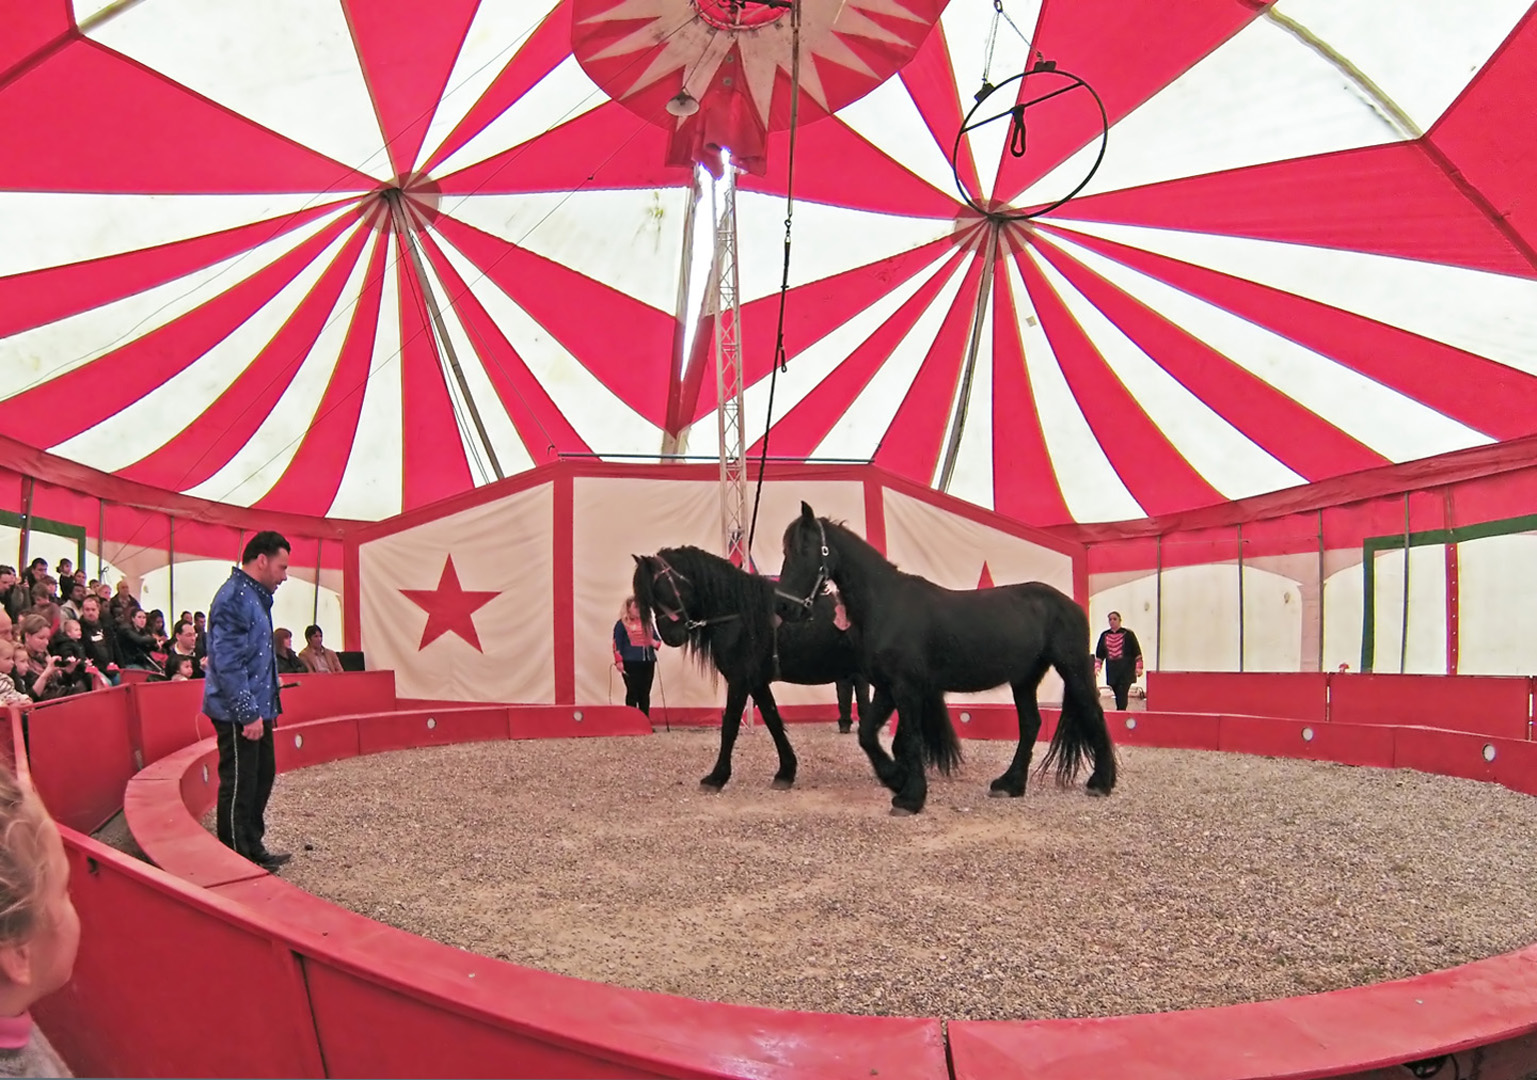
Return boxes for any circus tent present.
[2,0,1534,530]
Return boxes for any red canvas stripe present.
[342,0,482,180]
[872,256,985,481]
[0,39,379,193]
[1030,235,1387,481]
[989,268,1073,526]
[693,234,960,421]
[0,199,351,339]
[396,242,473,509]
[901,24,980,198]
[1052,142,1536,278]
[995,0,1268,203]
[1042,225,1537,441]
[1013,244,1225,516]
[1427,7,1537,272]
[746,250,970,458]
[437,101,688,195]
[0,0,71,84]
[117,225,374,492]
[740,118,960,220]
[4,213,358,447]
[258,231,392,515]
[414,227,591,458]
[430,213,674,426]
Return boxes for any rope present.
[745,0,802,559]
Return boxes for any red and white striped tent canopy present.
[3,0,1535,531]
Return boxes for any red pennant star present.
[977,562,995,589]
[400,556,500,652]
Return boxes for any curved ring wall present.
[15,670,1537,1078]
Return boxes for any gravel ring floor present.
[224,727,1537,1021]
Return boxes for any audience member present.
[272,630,307,676]
[297,625,341,674]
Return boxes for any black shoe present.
[255,850,292,870]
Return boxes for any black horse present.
[632,546,871,791]
[774,502,1117,815]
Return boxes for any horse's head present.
[774,501,833,623]
[631,552,693,649]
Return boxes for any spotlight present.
[666,90,700,117]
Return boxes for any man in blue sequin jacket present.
[203,531,290,871]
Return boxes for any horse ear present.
[800,500,816,522]
[631,554,643,566]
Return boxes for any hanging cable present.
[745,0,802,560]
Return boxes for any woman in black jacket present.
[116,607,160,671]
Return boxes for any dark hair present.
[174,620,194,637]
[171,656,193,676]
[194,611,205,620]
[1109,611,1122,620]
[0,566,13,577]
[241,530,291,565]
[27,558,45,570]
[304,624,323,641]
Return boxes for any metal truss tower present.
[710,161,749,568]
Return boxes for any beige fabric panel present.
[360,483,555,703]
[882,487,1075,705]
[572,476,719,708]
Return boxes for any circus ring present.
[12,671,1537,1079]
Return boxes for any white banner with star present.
[359,483,555,703]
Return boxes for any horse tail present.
[918,690,962,775]
[1038,598,1118,794]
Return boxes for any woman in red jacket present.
[612,597,661,717]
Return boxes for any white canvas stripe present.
[445,188,690,314]
[1024,247,1307,502]
[186,229,383,506]
[432,229,662,457]
[1040,229,1493,462]
[52,226,360,472]
[1272,0,1531,133]
[812,258,969,460]
[414,250,537,481]
[433,54,607,180]
[1051,218,1537,379]
[835,77,961,200]
[0,208,346,403]
[0,192,335,278]
[736,190,953,302]
[690,247,953,458]
[939,0,1042,200]
[936,293,995,511]
[1001,256,1143,522]
[330,231,405,520]
[414,0,566,174]
[88,0,391,182]
[1018,16,1405,209]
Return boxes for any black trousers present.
[622,661,655,716]
[836,677,855,727]
[214,719,276,859]
[1105,661,1136,711]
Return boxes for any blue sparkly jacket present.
[201,567,282,727]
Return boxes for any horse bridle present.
[774,518,831,615]
[649,555,740,631]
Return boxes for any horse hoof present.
[837,725,852,734]
[699,779,726,792]
[1086,786,1111,798]
[988,787,1023,799]
[771,778,794,790]
[889,806,917,817]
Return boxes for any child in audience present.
[0,766,78,1076]
[167,656,194,683]
[0,649,26,707]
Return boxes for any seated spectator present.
[298,625,341,674]
[107,581,136,627]
[76,598,117,684]
[0,644,28,706]
[193,612,207,657]
[0,763,80,1077]
[162,621,202,680]
[272,629,307,676]
[115,609,159,672]
[59,583,87,622]
[17,617,72,703]
[167,655,195,682]
[0,568,25,624]
[47,621,99,696]
[22,585,59,635]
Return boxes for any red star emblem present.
[400,556,501,652]
[977,562,995,589]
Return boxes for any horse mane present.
[636,546,775,676]
[795,516,902,580]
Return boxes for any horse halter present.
[649,555,738,631]
[774,518,831,615]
